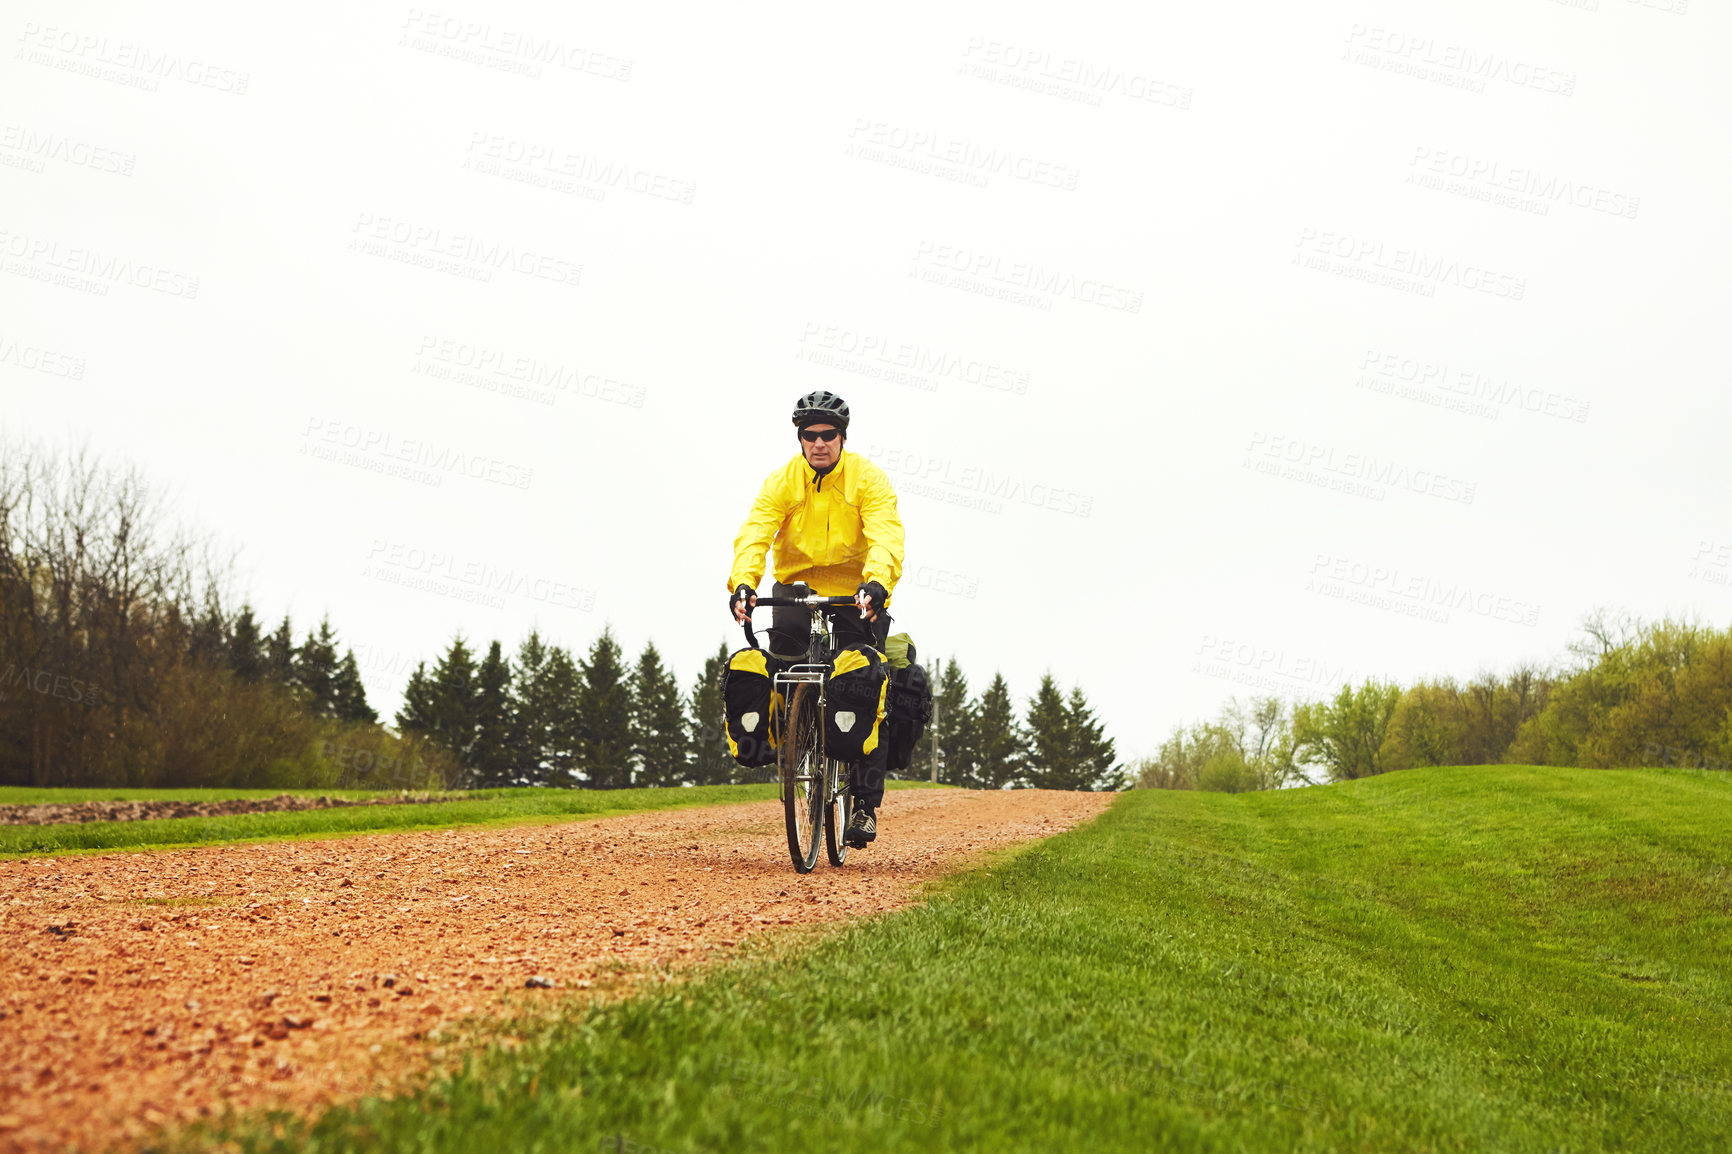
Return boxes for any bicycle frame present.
[742,593,859,870]
[753,598,848,780]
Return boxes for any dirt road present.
[0,788,1111,1152]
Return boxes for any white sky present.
[3,0,1727,760]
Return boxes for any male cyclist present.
[728,391,905,848]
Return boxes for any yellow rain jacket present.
[727,449,905,599]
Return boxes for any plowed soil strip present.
[0,794,443,827]
[0,788,1110,1152]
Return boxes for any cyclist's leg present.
[851,744,887,810]
[766,581,810,662]
[835,611,892,842]
[829,609,890,651]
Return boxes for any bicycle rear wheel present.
[779,682,825,874]
[823,757,850,866]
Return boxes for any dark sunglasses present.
[799,428,842,443]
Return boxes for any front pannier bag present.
[723,648,778,767]
[824,645,889,763]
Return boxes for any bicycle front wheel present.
[779,681,825,874]
[823,756,850,867]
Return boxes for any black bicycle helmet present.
[792,390,850,431]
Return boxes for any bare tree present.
[1,436,232,784]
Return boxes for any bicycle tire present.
[823,755,850,866]
[780,681,825,874]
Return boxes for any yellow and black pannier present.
[882,633,932,773]
[723,648,779,767]
[824,644,889,763]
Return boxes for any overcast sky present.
[4,0,1727,760]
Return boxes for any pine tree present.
[542,644,582,787]
[925,658,976,786]
[229,606,264,683]
[687,642,733,785]
[397,662,437,734]
[1064,685,1123,791]
[263,616,296,686]
[507,631,554,786]
[472,640,514,786]
[1022,673,1071,790]
[508,631,585,787]
[1021,676,1124,791]
[576,628,632,788]
[295,618,341,716]
[398,636,481,775]
[631,642,688,788]
[973,673,1024,789]
[187,598,228,667]
[430,636,480,764]
[331,650,377,723]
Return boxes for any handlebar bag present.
[723,647,779,767]
[825,645,889,763]
[885,661,933,772]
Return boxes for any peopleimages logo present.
[1294,227,1526,301]
[1191,635,1354,692]
[910,241,1142,313]
[398,9,633,81]
[0,125,136,176]
[348,213,582,288]
[0,333,85,379]
[1244,432,1477,505]
[414,336,646,408]
[15,22,251,94]
[1343,24,1576,97]
[1357,349,1590,423]
[0,663,104,707]
[796,323,1029,396]
[957,38,1193,110]
[463,132,695,205]
[301,418,534,490]
[1408,146,1639,221]
[363,540,595,611]
[1306,554,1540,627]
[845,119,1080,190]
[866,443,1094,517]
[0,228,200,299]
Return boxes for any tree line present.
[1137,609,1732,790]
[920,660,1122,791]
[392,634,1124,792]
[0,439,450,789]
[1,438,1121,792]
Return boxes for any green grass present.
[188,765,1732,1153]
[0,785,780,857]
[0,780,946,857]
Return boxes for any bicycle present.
[741,593,859,874]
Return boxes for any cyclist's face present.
[800,424,842,469]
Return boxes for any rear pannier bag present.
[885,662,933,773]
[723,648,778,767]
[824,645,889,763]
[884,632,916,670]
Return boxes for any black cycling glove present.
[856,581,889,615]
[731,584,756,617]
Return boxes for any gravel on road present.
[0,787,1112,1152]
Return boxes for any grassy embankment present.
[0,781,944,857]
[196,765,1731,1153]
